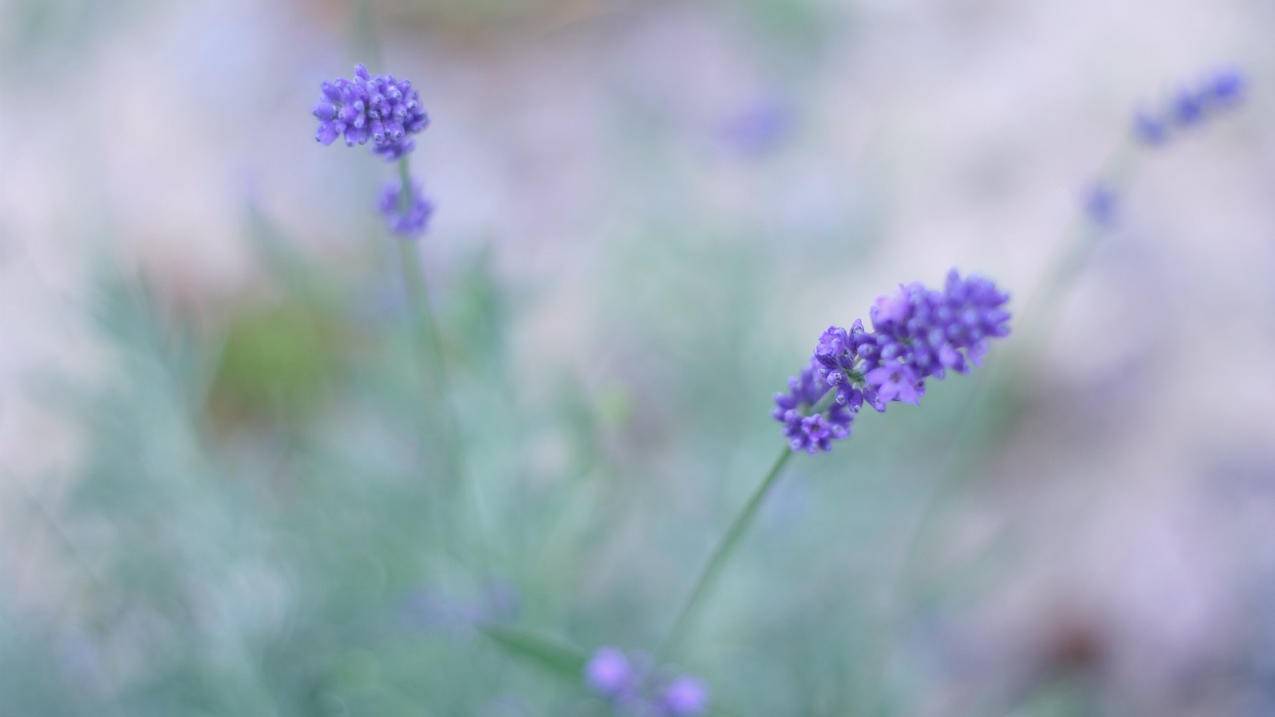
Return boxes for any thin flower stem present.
[394,157,454,457]
[656,446,794,661]
[392,158,492,566]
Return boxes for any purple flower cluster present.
[313,64,429,160]
[379,181,435,237]
[772,364,855,453]
[1133,67,1246,146]
[584,647,708,716]
[774,269,1011,453]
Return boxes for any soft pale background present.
[3,0,1274,714]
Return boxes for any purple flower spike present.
[313,65,429,160]
[585,647,634,697]
[378,180,435,238]
[660,676,709,716]
[773,269,1010,451]
[1130,66,1248,148]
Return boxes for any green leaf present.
[480,624,588,683]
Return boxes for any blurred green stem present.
[656,446,794,660]
[394,158,485,546]
[394,159,451,433]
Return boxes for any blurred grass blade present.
[480,624,587,682]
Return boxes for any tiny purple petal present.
[315,122,338,145]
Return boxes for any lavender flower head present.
[774,269,1011,453]
[314,64,429,160]
[379,180,435,237]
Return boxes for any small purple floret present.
[661,676,709,716]
[1083,183,1118,227]
[1170,88,1205,126]
[585,647,634,697]
[1132,110,1168,145]
[313,64,430,160]
[1204,67,1245,106]
[773,269,1011,452]
[378,181,435,237]
[583,646,710,714]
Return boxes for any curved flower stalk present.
[659,270,1010,659]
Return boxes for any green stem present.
[394,158,454,457]
[393,158,492,566]
[656,446,794,661]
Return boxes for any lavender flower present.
[378,180,435,237]
[583,647,709,715]
[313,64,429,160]
[772,362,857,453]
[774,270,1010,451]
[585,647,635,697]
[660,676,709,716]
[1131,66,1247,146]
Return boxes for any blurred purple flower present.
[378,180,435,237]
[772,363,856,453]
[1084,183,1118,227]
[1131,66,1248,146]
[583,647,710,715]
[585,647,635,697]
[660,676,709,716]
[720,99,794,156]
[401,580,520,632]
[1204,67,1246,106]
[774,270,1010,450]
[313,64,429,160]
[1132,110,1168,145]
[1170,88,1205,127]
